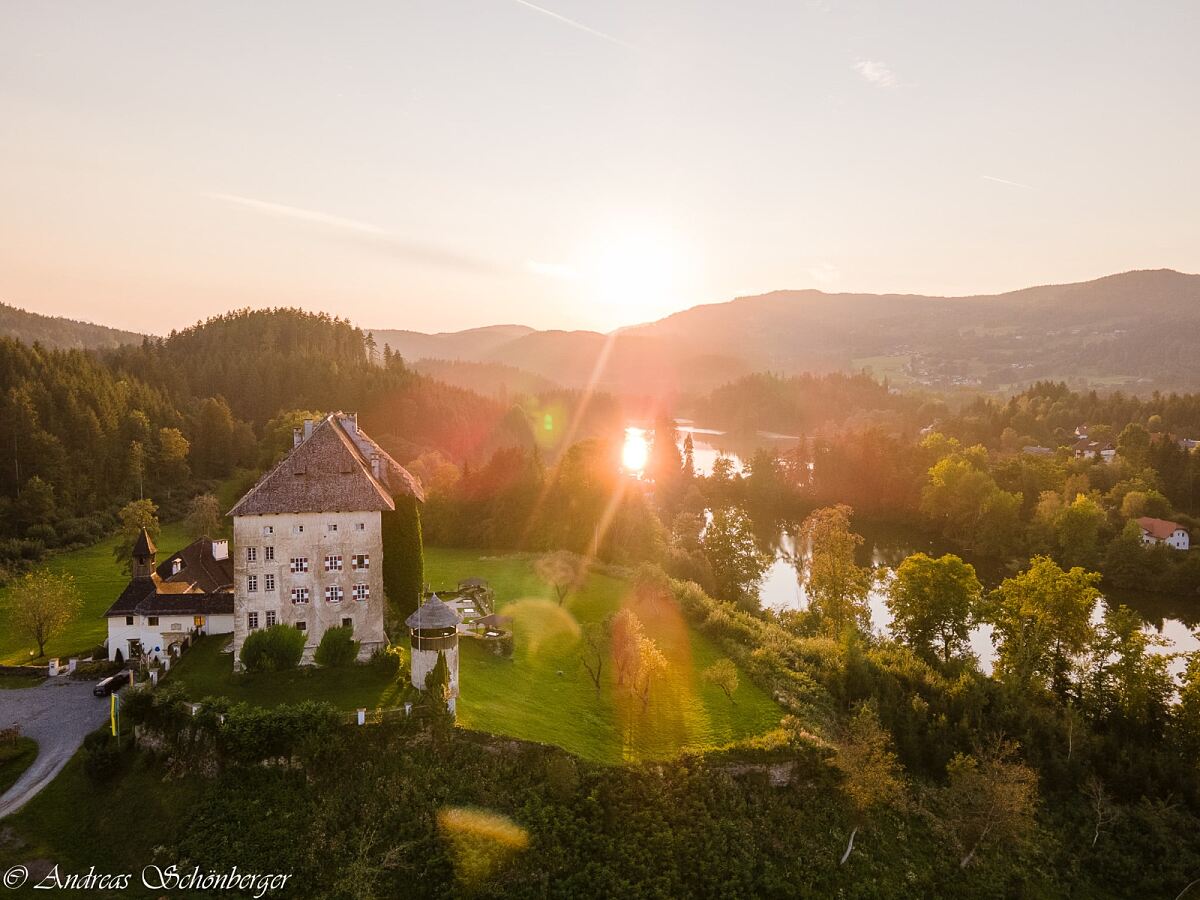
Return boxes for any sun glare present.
[581,221,691,327]
[622,427,649,475]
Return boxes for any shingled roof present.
[406,594,463,631]
[104,537,234,618]
[228,413,423,518]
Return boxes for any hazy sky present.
[2,1,1198,335]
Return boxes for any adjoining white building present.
[103,529,235,662]
[1137,516,1190,550]
[227,413,424,669]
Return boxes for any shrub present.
[82,729,121,782]
[240,625,307,673]
[369,645,403,677]
[314,625,360,668]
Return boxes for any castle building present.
[227,413,423,669]
[103,528,234,662]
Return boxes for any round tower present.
[405,594,462,715]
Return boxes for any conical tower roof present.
[405,594,462,631]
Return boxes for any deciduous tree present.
[887,553,982,664]
[9,570,82,657]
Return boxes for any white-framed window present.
[264,573,276,592]
[295,621,307,632]
[351,553,369,571]
[325,585,344,603]
[262,525,274,536]
[354,522,366,532]
[290,557,309,574]
[352,583,370,602]
[293,524,304,535]
[328,523,338,532]
[324,555,343,572]
[247,546,257,562]
[291,587,310,604]
[264,546,275,562]
[247,575,258,593]
[248,612,259,630]
[266,610,277,627]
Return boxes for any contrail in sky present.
[981,174,1034,190]
[510,0,637,51]
[206,191,504,274]
[206,192,386,235]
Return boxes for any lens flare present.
[622,427,649,474]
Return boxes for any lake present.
[632,422,1200,678]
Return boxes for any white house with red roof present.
[1136,516,1190,550]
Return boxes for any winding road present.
[0,679,110,819]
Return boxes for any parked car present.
[93,670,131,696]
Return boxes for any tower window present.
[264,573,276,592]
[266,611,277,627]
[325,585,344,603]
[351,554,369,571]
[341,617,353,629]
[291,587,310,604]
[264,546,275,562]
[324,555,343,572]
[247,575,258,593]
[248,612,259,630]
[328,523,338,532]
[247,547,257,563]
[352,583,369,602]
[262,525,274,536]
[354,522,366,531]
[290,557,309,574]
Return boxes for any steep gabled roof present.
[1137,516,1186,540]
[228,414,421,517]
[103,537,234,618]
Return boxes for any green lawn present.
[0,736,37,795]
[426,549,784,764]
[165,634,414,711]
[0,521,192,665]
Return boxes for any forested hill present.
[0,302,144,350]
[0,309,536,572]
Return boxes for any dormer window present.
[171,559,182,576]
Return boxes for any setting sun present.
[621,427,649,474]
[581,222,692,327]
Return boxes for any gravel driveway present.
[0,679,110,819]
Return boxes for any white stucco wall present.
[231,510,386,669]
[106,611,232,661]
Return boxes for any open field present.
[426,549,783,763]
[0,531,783,764]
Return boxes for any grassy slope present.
[425,549,783,764]
[0,521,191,665]
[0,737,38,795]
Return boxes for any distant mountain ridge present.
[7,269,1200,394]
[373,269,1200,395]
[0,302,145,350]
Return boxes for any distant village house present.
[1136,516,1190,550]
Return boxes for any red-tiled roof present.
[1137,516,1186,540]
